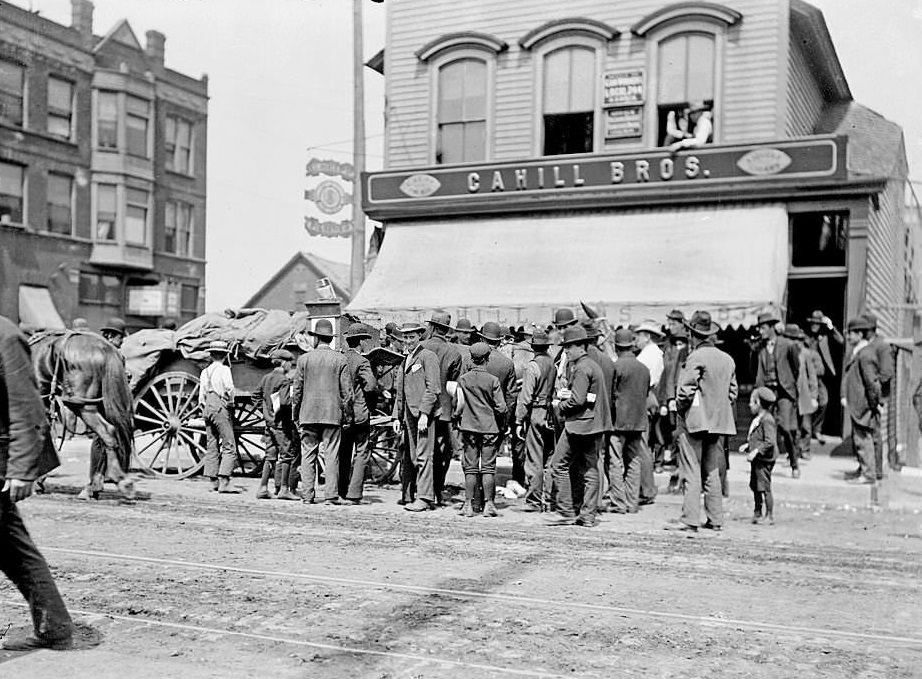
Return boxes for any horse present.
[29,331,136,500]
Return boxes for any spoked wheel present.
[133,371,207,479]
[231,398,265,477]
[367,414,401,484]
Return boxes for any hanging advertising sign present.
[604,106,644,140]
[305,157,356,238]
[304,216,352,238]
[603,70,645,107]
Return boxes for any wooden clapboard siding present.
[385,0,787,169]
[786,38,825,137]
[866,178,905,338]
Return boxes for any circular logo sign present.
[312,179,348,215]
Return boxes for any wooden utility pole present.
[350,0,367,296]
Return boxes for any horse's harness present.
[34,330,105,410]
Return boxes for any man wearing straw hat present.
[199,340,240,493]
[666,311,737,533]
[291,319,353,505]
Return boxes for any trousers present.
[432,419,454,502]
[0,494,73,641]
[402,409,436,503]
[299,423,342,502]
[523,409,554,505]
[852,415,878,481]
[340,421,370,500]
[610,432,646,511]
[775,396,798,471]
[203,404,236,477]
[678,431,723,527]
[550,430,600,522]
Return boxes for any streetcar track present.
[44,547,922,648]
[2,600,575,678]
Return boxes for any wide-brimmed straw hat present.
[635,320,664,337]
[207,340,230,354]
[398,321,426,334]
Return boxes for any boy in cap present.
[740,387,777,524]
[515,328,558,510]
[254,348,296,499]
[199,341,240,493]
[457,342,507,517]
[341,324,377,504]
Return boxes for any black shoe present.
[2,634,73,651]
[575,516,598,528]
[702,521,723,531]
[843,468,862,480]
[638,497,655,506]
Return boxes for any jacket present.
[559,349,607,435]
[455,343,473,375]
[486,349,517,416]
[0,316,59,481]
[291,344,353,426]
[867,335,894,398]
[344,348,377,424]
[253,369,288,424]
[747,411,777,463]
[421,335,462,422]
[610,353,651,433]
[657,342,688,404]
[586,345,614,432]
[394,345,441,419]
[844,343,881,427]
[797,346,819,416]
[806,328,843,379]
[676,343,738,436]
[458,367,506,433]
[515,352,556,422]
[755,335,800,402]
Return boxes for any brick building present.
[0,0,207,331]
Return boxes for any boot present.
[210,476,219,492]
[463,473,479,516]
[482,473,497,515]
[482,500,498,518]
[274,462,289,496]
[217,476,241,494]
[257,460,274,499]
[276,486,300,501]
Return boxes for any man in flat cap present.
[254,348,297,499]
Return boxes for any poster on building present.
[603,70,644,107]
[604,106,643,139]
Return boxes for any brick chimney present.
[145,30,165,66]
[70,0,94,47]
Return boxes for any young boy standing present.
[457,342,507,517]
[740,386,777,524]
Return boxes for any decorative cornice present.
[519,17,620,50]
[415,32,507,62]
[631,2,742,36]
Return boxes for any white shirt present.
[637,343,664,388]
[747,411,764,439]
[199,361,235,406]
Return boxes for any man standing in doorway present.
[805,310,844,444]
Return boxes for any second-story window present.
[165,199,193,256]
[436,59,487,164]
[46,173,73,235]
[165,116,193,175]
[543,46,596,156]
[95,183,117,241]
[47,77,74,140]
[0,161,24,224]
[97,92,118,149]
[126,96,150,157]
[125,187,149,245]
[0,60,24,128]
[656,32,715,146]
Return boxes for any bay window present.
[125,187,149,245]
[97,91,119,149]
[95,184,117,241]
[126,96,150,157]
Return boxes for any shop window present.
[165,116,194,175]
[165,199,193,256]
[656,32,715,147]
[126,95,150,158]
[543,46,596,156]
[97,91,119,149]
[0,60,24,127]
[0,162,24,224]
[436,59,487,164]
[46,173,73,235]
[790,212,848,268]
[79,272,122,306]
[47,77,74,140]
[125,187,149,245]
[96,183,117,241]
[180,284,198,316]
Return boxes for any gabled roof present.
[244,252,351,308]
[789,0,851,101]
[94,18,143,53]
[815,101,907,182]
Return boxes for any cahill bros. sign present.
[362,136,846,216]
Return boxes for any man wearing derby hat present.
[199,340,240,493]
[515,328,558,509]
[805,310,844,443]
[859,311,898,475]
[502,326,535,498]
[658,311,689,487]
[393,321,441,511]
[450,318,475,373]
[666,311,737,533]
[544,324,606,527]
[842,316,881,484]
[755,310,803,479]
[99,317,127,349]
[422,311,463,504]
[254,348,297,499]
[479,321,517,448]
[340,323,377,504]
[291,319,353,505]
[783,323,819,461]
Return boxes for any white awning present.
[18,285,66,331]
[347,205,789,328]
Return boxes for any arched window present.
[542,45,596,156]
[436,58,487,164]
[656,32,715,145]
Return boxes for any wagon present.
[122,308,403,485]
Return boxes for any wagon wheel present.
[133,371,207,479]
[367,415,401,485]
[231,397,265,477]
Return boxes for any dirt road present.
[3,482,922,678]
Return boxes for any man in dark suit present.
[0,315,74,651]
[545,325,607,527]
[805,310,844,442]
[582,320,614,511]
[394,322,441,512]
[421,310,463,505]
[479,321,516,447]
[859,312,897,475]
[291,319,353,504]
[667,311,737,532]
[754,311,802,479]
[607,329,651,514]
[515,329,557,510]
[340,323,377,504]
[843,316,881,484]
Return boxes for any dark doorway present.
[787,276,848,436]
